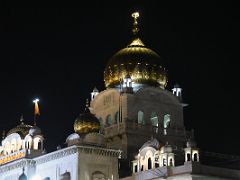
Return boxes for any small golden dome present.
[74,107,100,135]
[7,117,32,138]
[104,38,167,89]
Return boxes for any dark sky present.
[1,3,239,155]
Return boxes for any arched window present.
[151,112,158,127]
[187,153,191,161]
[38,141,42,150]
[134,165,138,173]
[34,137,42,150]
[115,112,119,124]
[164,114,171,128]
[169,158,173,166]
[148,157,152,169]
[163,158,166,166]
[193,153,198,161]
[106,115,112,126]
[138,111,145,125]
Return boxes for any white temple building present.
[1,11,240,180]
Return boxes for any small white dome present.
[140,138,160,151]
[29,126,41,136]
[186,138,197,148]
[66,133,81,146]
[161,143,172,153]
[83,133,105,147]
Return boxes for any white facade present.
[0,145,120,180]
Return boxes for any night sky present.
[1,3,239,155]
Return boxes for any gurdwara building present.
[1,12,240,180]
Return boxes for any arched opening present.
[115,112,119,124]
[163,114,171,135]
[151,112,158,127]
[34,137,41,150]
[193,153,198,161]
[38,141,42,150]
[138,111,145,125]
[163,114,171,128]
[187,153,191,161]
[151,112,158,133]
[25,136,32,150]
[27,142,30,149]
[141,165,144,171]
[134,165,138,173]
[106,115,112,126]
[148,157,152,169]
[169,158,173,166]
[163,158,166,166]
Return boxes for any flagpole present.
[33,98,40,126]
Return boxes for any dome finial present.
[2,130,5,139]
[20,114,24,124]
[132,12,140,36]
[86,98,89,108]
[84,99,90,113]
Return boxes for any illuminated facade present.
[1,11,240,180]
[0,107,120,180]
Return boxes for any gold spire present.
[132,12,140,35]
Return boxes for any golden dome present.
[104,12,167,90]
[74,107,100,135]
[104,38,167,89]
[7,117,32,138]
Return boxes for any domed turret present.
[74,101,100,135]
[7,116,32,138]
[104,12,167,92]
[29,125,41,136]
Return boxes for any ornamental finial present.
[132,12,140,35]
[86,99,89,108]
[20,114,24,124]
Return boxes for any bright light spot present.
[31,175,41,180]
[132,12,139,18]
[33,98,39,103]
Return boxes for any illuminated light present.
[33,98,40,117]
[132,12,139,19]
[33,98,39,103]
[31,175,41,180]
